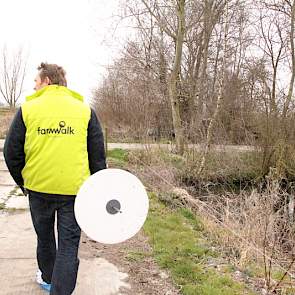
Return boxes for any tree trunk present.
[282,0,295,120]
[169,0,186,155]
[197,0,229,176]
[199,0,214,118]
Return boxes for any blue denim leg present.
[50,199,81,295]
[29,194,57,284]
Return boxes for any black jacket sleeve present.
[87,109,107,174]
[3,108,26,186]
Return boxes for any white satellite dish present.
[75,168,149,244]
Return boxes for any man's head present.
[34,62,67,91]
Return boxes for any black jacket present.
[3,108,106,194]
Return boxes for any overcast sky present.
[0,0,126,104]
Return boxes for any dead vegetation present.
[124,146,295,294]
[0,108,15,139]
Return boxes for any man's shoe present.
[40,283,51,292]
[36,269,51,293]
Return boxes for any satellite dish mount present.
[106,199,122,214]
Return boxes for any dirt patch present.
[80,231,181,295]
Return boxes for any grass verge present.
[110,147,295,293]
[107,148,129,168]
[143,192,256,295]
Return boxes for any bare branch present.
[0,46,27,107]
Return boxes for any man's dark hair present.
[38,62,67,87]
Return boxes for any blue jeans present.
[29,191,81,295]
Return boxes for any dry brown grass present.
[127,147,295,293]
[183,182,295,293]
[0,108,15,138]
[127,147,179,193]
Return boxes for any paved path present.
[0,138,256,294]
[107,142,255,152]
[0,138,255,153]
[0,153,15,203]
[0,152,131,294]
[0,211,130,294]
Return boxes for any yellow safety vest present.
[21,85,91,195]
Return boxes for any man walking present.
[4,62,106,294]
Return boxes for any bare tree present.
[252,0,295,175]
[139,0,187,154]
[0,46,27,108]
[197,0,230,176]
[282,0,295,120]
[168,0,186,154]
[94,0,294,175]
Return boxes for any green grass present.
[107,148,128,162]
[125,250,151,262]
[143,193,256,295]
[107,148,129,168]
